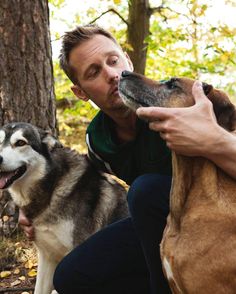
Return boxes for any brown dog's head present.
[118,71,236,131]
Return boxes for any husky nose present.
[0,156,3,165]
[121,70,133,77]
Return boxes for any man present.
[54,24,172,294]
[20,25,236,294]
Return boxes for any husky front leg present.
[34,250,57,294]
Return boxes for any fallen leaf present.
[21,292,30,294]
[25,260,34,269]
[11,279,21,286]
[14,268,20,274]
[2,215,9,222]
[19,276,26,281]
[28,269,37,277]
[0,271,11,278]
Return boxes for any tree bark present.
[0,0,56,237]
[127,0,151,74]
[0,0,56,132]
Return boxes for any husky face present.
[0,122,57,191]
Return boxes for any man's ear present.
[71,85,89,101]
[124,52,134,71]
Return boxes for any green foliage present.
[53,60,98,121]
[146,0,236,99]
[48,0,65,9]
[53,60,71,101]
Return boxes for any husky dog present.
[0,122,128,294]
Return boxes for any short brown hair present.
[59,24,119,85]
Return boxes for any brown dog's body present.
[119,71,236,293]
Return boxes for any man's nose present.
[104,66,119,83]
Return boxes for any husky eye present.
[15,140,27,147]
[165,78,179,89]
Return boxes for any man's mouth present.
[109,86,119,96]
[0,165,27,189]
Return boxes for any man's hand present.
[18,209,34,241]
[136,80,223,157]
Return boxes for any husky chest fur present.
[0,122,128,294]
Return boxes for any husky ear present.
[203,83,236,131]
[41,131,63,151]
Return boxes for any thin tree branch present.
[89,9,129,27]
[150,4,192,22]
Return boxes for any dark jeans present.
[53,174,171,294]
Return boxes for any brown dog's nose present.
[121,70,133,77]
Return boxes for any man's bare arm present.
[18,209,34,241]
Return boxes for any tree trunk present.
[0,0,56,237]
[127,0,151,74]
[0,0,56,131]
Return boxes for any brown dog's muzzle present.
[118,71,236,131]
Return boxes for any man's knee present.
[53,256,90,293]
[53,258,70,292]
[127,174,171,217]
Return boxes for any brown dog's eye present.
[165,78,179,90]
[15,140,27,147]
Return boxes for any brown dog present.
[119,71,236,293]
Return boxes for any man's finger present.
[192,80,208,104]
[137,106,178,121]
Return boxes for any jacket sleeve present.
[86,133,114,175]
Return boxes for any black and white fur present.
[0,122,128,294]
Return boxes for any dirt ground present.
[0,235,36,293]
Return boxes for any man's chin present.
[111,97,126,109]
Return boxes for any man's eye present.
[89,69,99,77]
[109,56,119,65]
[15,140,27,147]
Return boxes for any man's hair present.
[59,24,119,85]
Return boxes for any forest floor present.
[0,235,37,294]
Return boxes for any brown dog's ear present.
[204,84,236,131]
[202,82,213,95]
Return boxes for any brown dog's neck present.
[170,153,236,229]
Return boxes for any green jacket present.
[86,111,172,185]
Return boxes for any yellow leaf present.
[80,109,88,116]
[0,271,11,278]
[25,260,34,269]
[2,215,9,222]
[28,269,37,277]
[14,268,20,274]
[113,0,121,4]
[19,276,26,281]
[11,280,21,286]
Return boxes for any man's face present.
[69,34,133,113]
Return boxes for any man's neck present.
[106,108,137,143]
